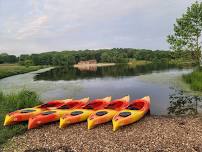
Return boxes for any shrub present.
[0,90,41,146]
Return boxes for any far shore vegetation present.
[0,90,41,146]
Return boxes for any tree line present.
[0,53,18,64]
[0,48,192,66]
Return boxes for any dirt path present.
[2,116,202,152]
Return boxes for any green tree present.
[0,53,17,63]
[167,1,202,64]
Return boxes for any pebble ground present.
[2,116,202,152]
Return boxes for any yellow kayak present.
[112,96,150,131]
[87,95,130,129]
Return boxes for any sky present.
[0,0,199,55]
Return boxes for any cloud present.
[0,0,198,55]
[16,15,48,39]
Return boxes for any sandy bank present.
[74,63,115,68]
[2,116,202,152]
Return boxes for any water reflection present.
[168,87,202,115]
[34,63,184,81]
[75,65,98,71]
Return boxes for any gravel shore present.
[2,116,202,152]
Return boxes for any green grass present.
[0,90,41,146]
[169,59,197,66]
[128,60,151,67]
[0,64,42,79]
[183,68,202,91]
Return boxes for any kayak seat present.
[70,111,83,116]
[20,109,36,113]
[127,107,139,110]
[128,101,145,110]
[96,111,108,116]
[119,112,131,117]
[85,105,93,109]
[107,101,124,109]
[39,102,61,108]
[84,102,103,109]
[58,105,70,109]
[41,111,56,115]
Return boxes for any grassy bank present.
[169,59,197,67]
[0,64,43,79]
[0,90,41,146]
[183,68,202,91]
[128,60,151,67]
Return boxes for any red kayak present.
[4,98,72,126]
[28,97,89,129]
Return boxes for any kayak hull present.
[112,109,145,131]
[88,109,117,129]
[4,108,43,126]
[60,109,94,128]
[28,110,73,129]
[112,96,150,131]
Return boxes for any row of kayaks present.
[4,96,150,131]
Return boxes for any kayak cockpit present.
[20,109,36,113]
[41,111,56,115]
[127,100,145,110]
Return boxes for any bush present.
[0,90,41,146]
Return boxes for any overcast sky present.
[0,0,198,55]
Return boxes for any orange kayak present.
[4,98,72,126]
[112,96,150,131]
[28,97,89,129]
[59,96,111,128]
[87,96,129,129]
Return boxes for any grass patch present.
[0,64,43,79]
[0,90,41,146]
[183,68,202,91]
[169,59,197,67]
[128,60,151,67]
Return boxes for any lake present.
[0,63,201,116]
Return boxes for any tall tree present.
[167,1,202,64]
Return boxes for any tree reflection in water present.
[34,63,184,81]
[168,87,202,115]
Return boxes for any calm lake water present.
[0,63,201,116]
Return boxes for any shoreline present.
[2,115,202,152]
